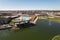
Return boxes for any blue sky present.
[0,0,60,10]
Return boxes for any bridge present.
[29,16,38,24]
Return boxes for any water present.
[22,16,30,21]
[0,20,60,40]
[49,20,52,25]
[14,16,30,21]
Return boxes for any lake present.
[0,19,60,40]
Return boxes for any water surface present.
[0,20,60,40]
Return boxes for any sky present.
[0,0,60,10]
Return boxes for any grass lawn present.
[47,18,60,23]
[52,35,60,40]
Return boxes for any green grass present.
[52,35,60,40]
[39,17,60,23]
[48,18,60,23]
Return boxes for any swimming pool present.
[14,16,30,22]
[22,16,30,21]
